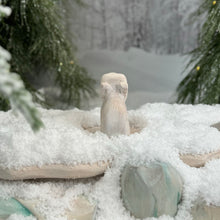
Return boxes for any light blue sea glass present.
[121,162,183,219]
[0,198,33,219]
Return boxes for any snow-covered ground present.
[78,48,187,109]
[1,103,220,219]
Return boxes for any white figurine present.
[100,72,130,136]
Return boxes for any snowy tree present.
[121,0,151,51]
[0,3,43,131]
[0,0,96,109]
[68,0,201,55]
[177,0,220,104]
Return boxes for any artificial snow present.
[0,5,11,17]
[1,103,220,220]
[6,214,35,220]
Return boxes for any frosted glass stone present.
[121,162,183,219]
[66,196,96,220]
[0,198,33,219]
[17,196,96,220]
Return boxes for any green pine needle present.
[177,0,220,104]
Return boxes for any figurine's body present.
[101,73,130,136]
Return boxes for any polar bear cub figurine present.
[101,72,130,136]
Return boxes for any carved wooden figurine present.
[101,72,130,136]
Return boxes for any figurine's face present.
[101,73,128,101]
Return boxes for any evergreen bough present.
[0,0,95,109]
[0,2,43,131]
[177,0,220,104]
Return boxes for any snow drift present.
[1,103,220,219]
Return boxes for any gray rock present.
[211,122,220,131]
[121,162,183,219]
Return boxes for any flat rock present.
[180,149,220,168]
[0,162,109,180]
[191,203,220,220]
[180,120,220,168]
[83,115,146,135]
[17,196,96,220]
[121,162,183,219]
[83,125,143,135]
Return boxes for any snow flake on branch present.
[0,4,11,17]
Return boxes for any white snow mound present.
[1,103,220,220]
[0,103,220,169]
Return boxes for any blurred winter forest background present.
[0,0,208,118]
[68,0,201,54]
[62,0,204,109]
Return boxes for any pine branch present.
[0,3,43,132]
[177,0,220,104]
[0,0,96,108]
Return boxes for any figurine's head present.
[101,73,128,101]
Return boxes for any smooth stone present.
[83,125,142,135]
[83,112,146,135]
[121,162,183,219]
[0,198,33,219]
[191,203,220,220]
[180,149,220,168]
[16,199,44,220]
[66,196,96,220]
[179,122,220,168]
[0,162,109,180]
[17,196,96,220]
